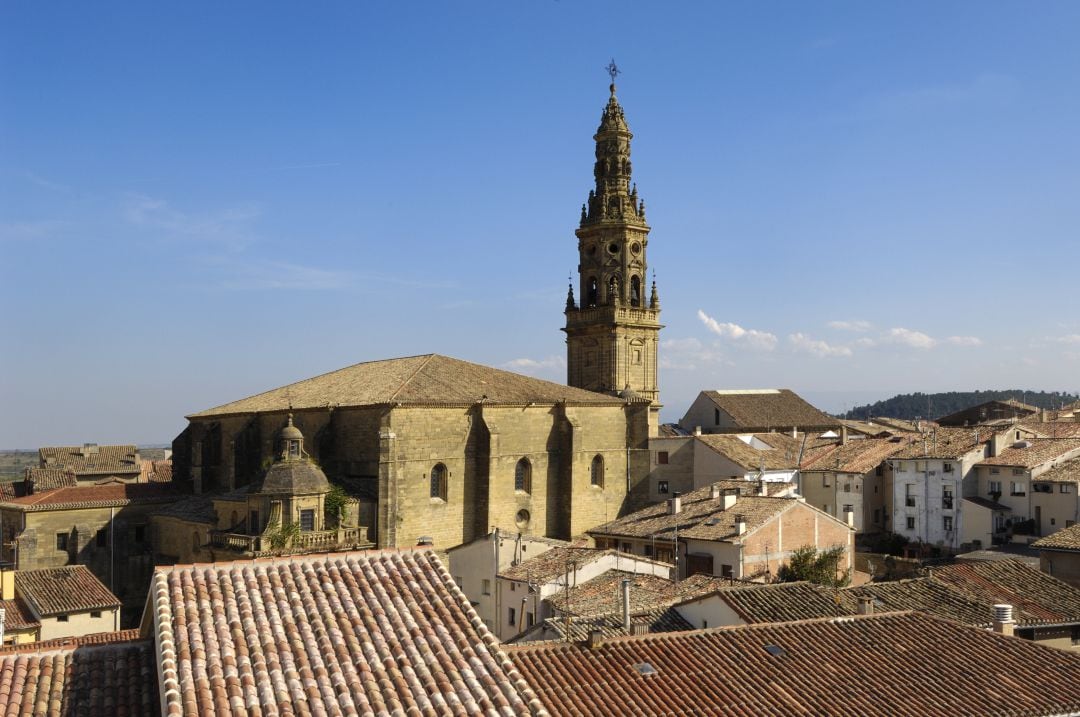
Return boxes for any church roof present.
[256,458,331,495]
[190,353,623,417]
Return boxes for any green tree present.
[776,545,851,587]
[325,484,350,528]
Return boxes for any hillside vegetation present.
[845,390,1079,422]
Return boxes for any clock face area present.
[630,242,641,256]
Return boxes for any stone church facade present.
[172,81,664,551]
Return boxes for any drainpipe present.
[621,578,632,634]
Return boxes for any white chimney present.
[694,426,702,436]
[857,597,874,615]
[734,514,747,535]
[621,578,632,634]
[669,493,682,515]
[721,488,738,511]
[992,604,1015,637]
[843,506,855,528]
[710,484,722,500]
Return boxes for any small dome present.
[257,460,331,496]
[279,413,303,441]
[619,385,640,400]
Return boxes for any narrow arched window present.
[630,276,641,307]
[587,277,598,307]
[515,458,532,494]
[607,275,619,304]
[591,455,605,488]
[430,463,448,501]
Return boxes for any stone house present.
[1034,523,1080,588]
[679,389,838,435]
[173,354,653,551]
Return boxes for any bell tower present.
[564,67,662,422]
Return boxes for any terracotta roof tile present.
[0,599,39,632]
[1020,421,1080,438]
[547,570,727,618]
[1034,523,1080,551]
[499,547,664,584]
[16,566,120,617]
[889,426,991,459]
[930,560,1080,625]
[1034,456,1080,483]
[38,444,141,476]
[801,436,915,474]
[0,640,157,716]
[699,389,837,429]
[191,353,622,417]
[0,629,141,655]
[694,434,801,471]
[695,581,852,623]
[507,612,1080,717]
[151,549,547,716]
[588,484,805,543]
[978,438,1080,468]
[520,608,693,643]
[0,481,180,511]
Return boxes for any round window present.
[631,242,641,255]
[515,509,531,530]
[608,243,619,254]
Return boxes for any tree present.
[776,545,851,587]
[325,484,350,528]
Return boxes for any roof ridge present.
[389,353,438,403]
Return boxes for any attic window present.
[633,662,658,676]
[763,644,787,657]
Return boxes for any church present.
[172,77,663,550]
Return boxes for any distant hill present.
[843,391,1079,422]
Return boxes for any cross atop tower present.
[606,58,620,86]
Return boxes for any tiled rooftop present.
[16,566,121,617]
[38,444,141,476]
[0,641,157,716]
[152,494,217,524]
[698,389,837,428]
[507,612,1080,717]
[547,570,728,618]
[588,484,805,543]
[931,560,1080,625]
[889,426,991,459]
[801,436,914,474]
[0,481,180,511]
[0,598,39,632]
[694,433,801,471]
[689,581,852,624]
[1035,456,1080,483]
[1020,421,1080,439]
[978,438,1080,469]
[191,353,622,417]
[499,547,631,584]
[517,608,693,644]
[150,549,547,716]
[0,629,142,655]
[1034,523,1080,551]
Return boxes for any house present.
[886,426,993,551]
[8,565,121,641]
[142,549,547,716]
[0,630,156,716]
[588,482,853,581]
[510,570,728,643]
[506,611,1080,717]
[937,398,1040,427]
[493,545,673,641]
[799,435,913,533]
[1035,522,1080,588]
[37,444,144,483]
[679,389,838,435]
[974,438,1080,542]
[646,432,807,502]
[673,581,854,629]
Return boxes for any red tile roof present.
[0,640,157,716]
[0,629,141,655]
[507,612,1080,717]
[0,481,180,511]
[0,598,39,632]
[16,566,121,617]
[801,436,914,474]
[889,426,991,459]
[978,438,1080,469]
[38,444,141,476]
[150,549,547,716]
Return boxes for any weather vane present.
[606,58,620,84]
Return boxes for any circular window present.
[608,243,619,255]
[515,509,531,530]
[631,242,641,255]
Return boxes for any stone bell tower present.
[564,69,662,426]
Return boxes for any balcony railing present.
[209,527,368,555]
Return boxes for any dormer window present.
[288,440,300,458]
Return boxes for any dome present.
[619,385,640,400]
[279,413,303,441]
[257,459,331,495]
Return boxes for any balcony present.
[209,526,370,556]
[942,497,954,510]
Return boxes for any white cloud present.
[854,337,878,349]
[945,336,983,347]
[502,355,566,376]
[1053,335,1080,345]
[660,337,729,370]
[697,310,777,351]
[885,327,937,349]
[826,320,872,332]
[788,333,853,358]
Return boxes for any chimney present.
[840,425,848,445]
[992,604,1015,637]
[1041,408,1049,423]
[843,506,855,528]
[621,578,632,634]
[734,514,747,536]
[755,479,766,496]
[669,493,682,515]
[990,432,1007,458]
[857,596,874,615]
[709,484,721,500]
[721,488,738,511]
[587,629,604,649]
[630,622,650,636]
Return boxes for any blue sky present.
[3,2,1080,447]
